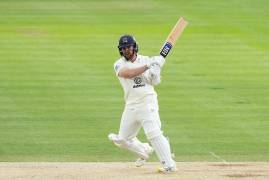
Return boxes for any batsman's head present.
[118,34,138,61]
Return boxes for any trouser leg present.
[150,134,175,167]
[109,106,150,159]
[140,103,176,168]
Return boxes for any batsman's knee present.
[146,128,163,140]
[108,133,150,159]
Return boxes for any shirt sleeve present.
[113,61,125,76]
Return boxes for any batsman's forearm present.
[118,65,148,79]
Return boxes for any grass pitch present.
[0,0,268,162]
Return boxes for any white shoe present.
[158,166,178,173]
[135,157,146,167]
[158,160,177,173]
[135,143,154,167]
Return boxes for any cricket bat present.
[160,17,188,58]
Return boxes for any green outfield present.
[0,0,268,162]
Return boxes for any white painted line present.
[209,151,228,164]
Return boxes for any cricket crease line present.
[209,151,228,163]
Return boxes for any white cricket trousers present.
[118,96,175,168]
[118,98,161,140]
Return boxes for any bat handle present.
[160,42,173,58]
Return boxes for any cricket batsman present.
[108,35,177,173]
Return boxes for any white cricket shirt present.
[114,54,158,106]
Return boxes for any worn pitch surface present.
[0,162,269,180]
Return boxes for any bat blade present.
[166,17,188,46]
[160,17,188,58]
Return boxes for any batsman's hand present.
[149,63,161,78]
[143,63,161,86]
[146,61,159,69]
[151,56,166,67]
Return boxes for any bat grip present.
[160,42,173,58]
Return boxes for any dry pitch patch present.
[0,162,268,180]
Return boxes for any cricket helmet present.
[118,35,138,55]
